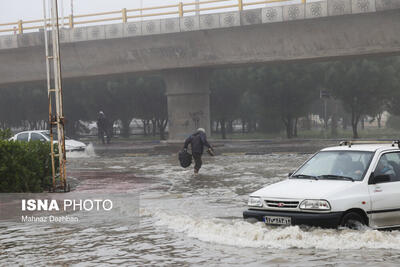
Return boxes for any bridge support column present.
[163,68,211,141]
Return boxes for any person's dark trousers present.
[193,152,202,172]
[98,129,105,144]
[105,129,111,144]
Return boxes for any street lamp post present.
[320,89,330,138]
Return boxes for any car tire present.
[340,212,366,230]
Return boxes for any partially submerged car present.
[243,141,400,229]
[9,130,86,152]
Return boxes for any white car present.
[244,141,400,229]
[9,130,86,152]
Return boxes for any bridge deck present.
[0,0,399,50]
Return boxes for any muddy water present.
[2,148,400,266]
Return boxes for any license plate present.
[264,216,291,225]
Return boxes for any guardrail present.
[0,0,303,34]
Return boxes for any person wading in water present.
[183,128,214,174]
[97,111,110,144]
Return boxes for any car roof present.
[321,144,400,153]
[17,130,48,133]
[15,130,48,135]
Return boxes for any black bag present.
[207,147,215,156]
[179,150,192,168]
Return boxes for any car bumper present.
[243,209,343,228]
[67,147,86,152]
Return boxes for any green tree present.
[210,69,244,139]
[134,76,168,139]
[384,58,400,123]
[326,59,393,138]
[255,64,320,138]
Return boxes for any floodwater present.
[2,145,400,266]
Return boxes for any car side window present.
[374,152,400,182]
[16,133,29,141]
[31,133,45,141]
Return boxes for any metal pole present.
[48,0,51,23]
[51,0,67,190]
[69,0,73,27]
[140,0,143,21]
[324,98,328,139]
[61,0,64,28]
[324,98,327,130]
[195,0,200,15]
[43,0,56,189]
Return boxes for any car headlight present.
[248,196,263,207]
[299,199,330,210]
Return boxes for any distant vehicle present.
[244,141,400,230]
[9,130,86,152]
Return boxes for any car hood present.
[65,139,86,148]
[251,179,359,200]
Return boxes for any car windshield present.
[41,132,70,140]
[292,151,374,181]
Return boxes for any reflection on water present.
[2,151,400,266]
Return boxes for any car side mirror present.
[288,172,293,177]
[369,172,391,184]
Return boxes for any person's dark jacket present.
[184,131,211,155]
[97,114,107,130]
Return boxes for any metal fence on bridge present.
[0,0,303,34]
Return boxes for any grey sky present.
[1,0,168,23]
[1,0,306,24]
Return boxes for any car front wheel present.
[340,212,366,230]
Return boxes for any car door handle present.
[374,186,382,193]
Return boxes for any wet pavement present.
[2,141,400,266]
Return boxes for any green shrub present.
[0,128,12,140]
[0,140,58,193]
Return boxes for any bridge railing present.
[0,0,302,34]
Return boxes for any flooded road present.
[2,146,400,266]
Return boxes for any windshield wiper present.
[291,174,318,180]
[318,175,355,182]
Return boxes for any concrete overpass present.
[1,0,400,139]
